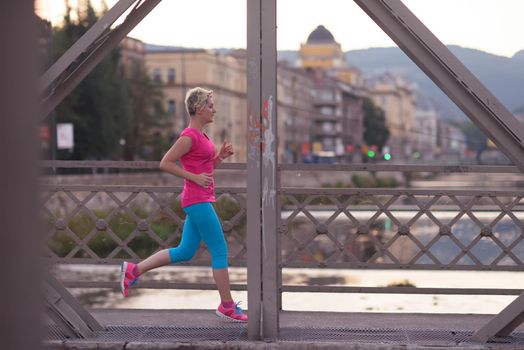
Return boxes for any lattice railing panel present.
[43,185,247,266]
[280,189,524,270]
[43,184,524,271]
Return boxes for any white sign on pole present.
[57,123,74,150]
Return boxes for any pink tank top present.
[179,128,216,208]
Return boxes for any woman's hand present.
[218,141,234,160]
[191,172,213,188]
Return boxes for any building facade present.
[339,82,365,163]
[366,73,416,161]
[142,24,375,165]
[120,37,145,75]
[144,48,247,162]
[277,64,315,163]
[437,120,467,161]
[308,70,346,162]
[415,108,439,161]
[299,25,361,86]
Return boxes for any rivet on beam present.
[95,219,107,231]
[137,220,149,231]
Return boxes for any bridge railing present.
[41,161,524,297]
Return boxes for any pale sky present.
[36,0,524,57]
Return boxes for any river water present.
[57,264,523,315]
[54,208,524,314]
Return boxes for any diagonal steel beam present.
[45,275,104,339]
[353,0,524,173]
[471,291,524,342]
[40,0,138,94]
[353,0,524,341]
[41,0,162,118]
[39,0,161,338]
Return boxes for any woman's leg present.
[120,214,201,297]
[212,268,233,302]
[135,249,170,275]
[184,202,232,302]
[137,215,201,274]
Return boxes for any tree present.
[123,62,169,160]
[362,97,390,151]
[51,1,132,160]
[459,122,488,164]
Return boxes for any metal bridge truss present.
[40,0,524,342]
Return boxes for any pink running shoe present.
[216,301,248,322]
[120,261,139,297]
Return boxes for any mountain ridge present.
[279,46,524,120]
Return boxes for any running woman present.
[120,87,247,322]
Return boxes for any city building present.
[339,82,365,163]
[308,70,345,162]
[437,120,467,161]
[299,25,362,86]
[298,26,366,163]
[120,37,145,75]
[144,47,247,162]
[415,108,439,161]
[277,64,315,163]
[366,73,416,161]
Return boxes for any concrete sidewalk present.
[44,309,524,349]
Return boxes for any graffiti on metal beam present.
[247,102,260,162]
[262,96,276,210]
[247,96,276,208]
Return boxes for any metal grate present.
[47,325,70,341]
[47,324,524,347]
[98,324,247,342]
[280,327,471,345]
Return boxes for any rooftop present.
[306,25,336,44]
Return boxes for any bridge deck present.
[45,309,524,349]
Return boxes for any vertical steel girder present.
[246,0,263,341]
[260,0,280,341]
[353,0,524,173]
[246,0,279,340]
[1,2,42,349]
[353,0,524,340]
[40,0,162,118]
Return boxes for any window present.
[320,107,333,116]
[167,100,176,116]
[322,122,333,132]
[168,68,176,84]
[153,68,161,83]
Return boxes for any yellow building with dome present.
[299,25,345,69]
[299,25,361,85]
[299,25,417,161]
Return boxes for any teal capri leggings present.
[168,202,228,269]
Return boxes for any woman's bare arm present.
[159,136,213,188]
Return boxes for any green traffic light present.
[367,150,376,158]
[384,153,391,161]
